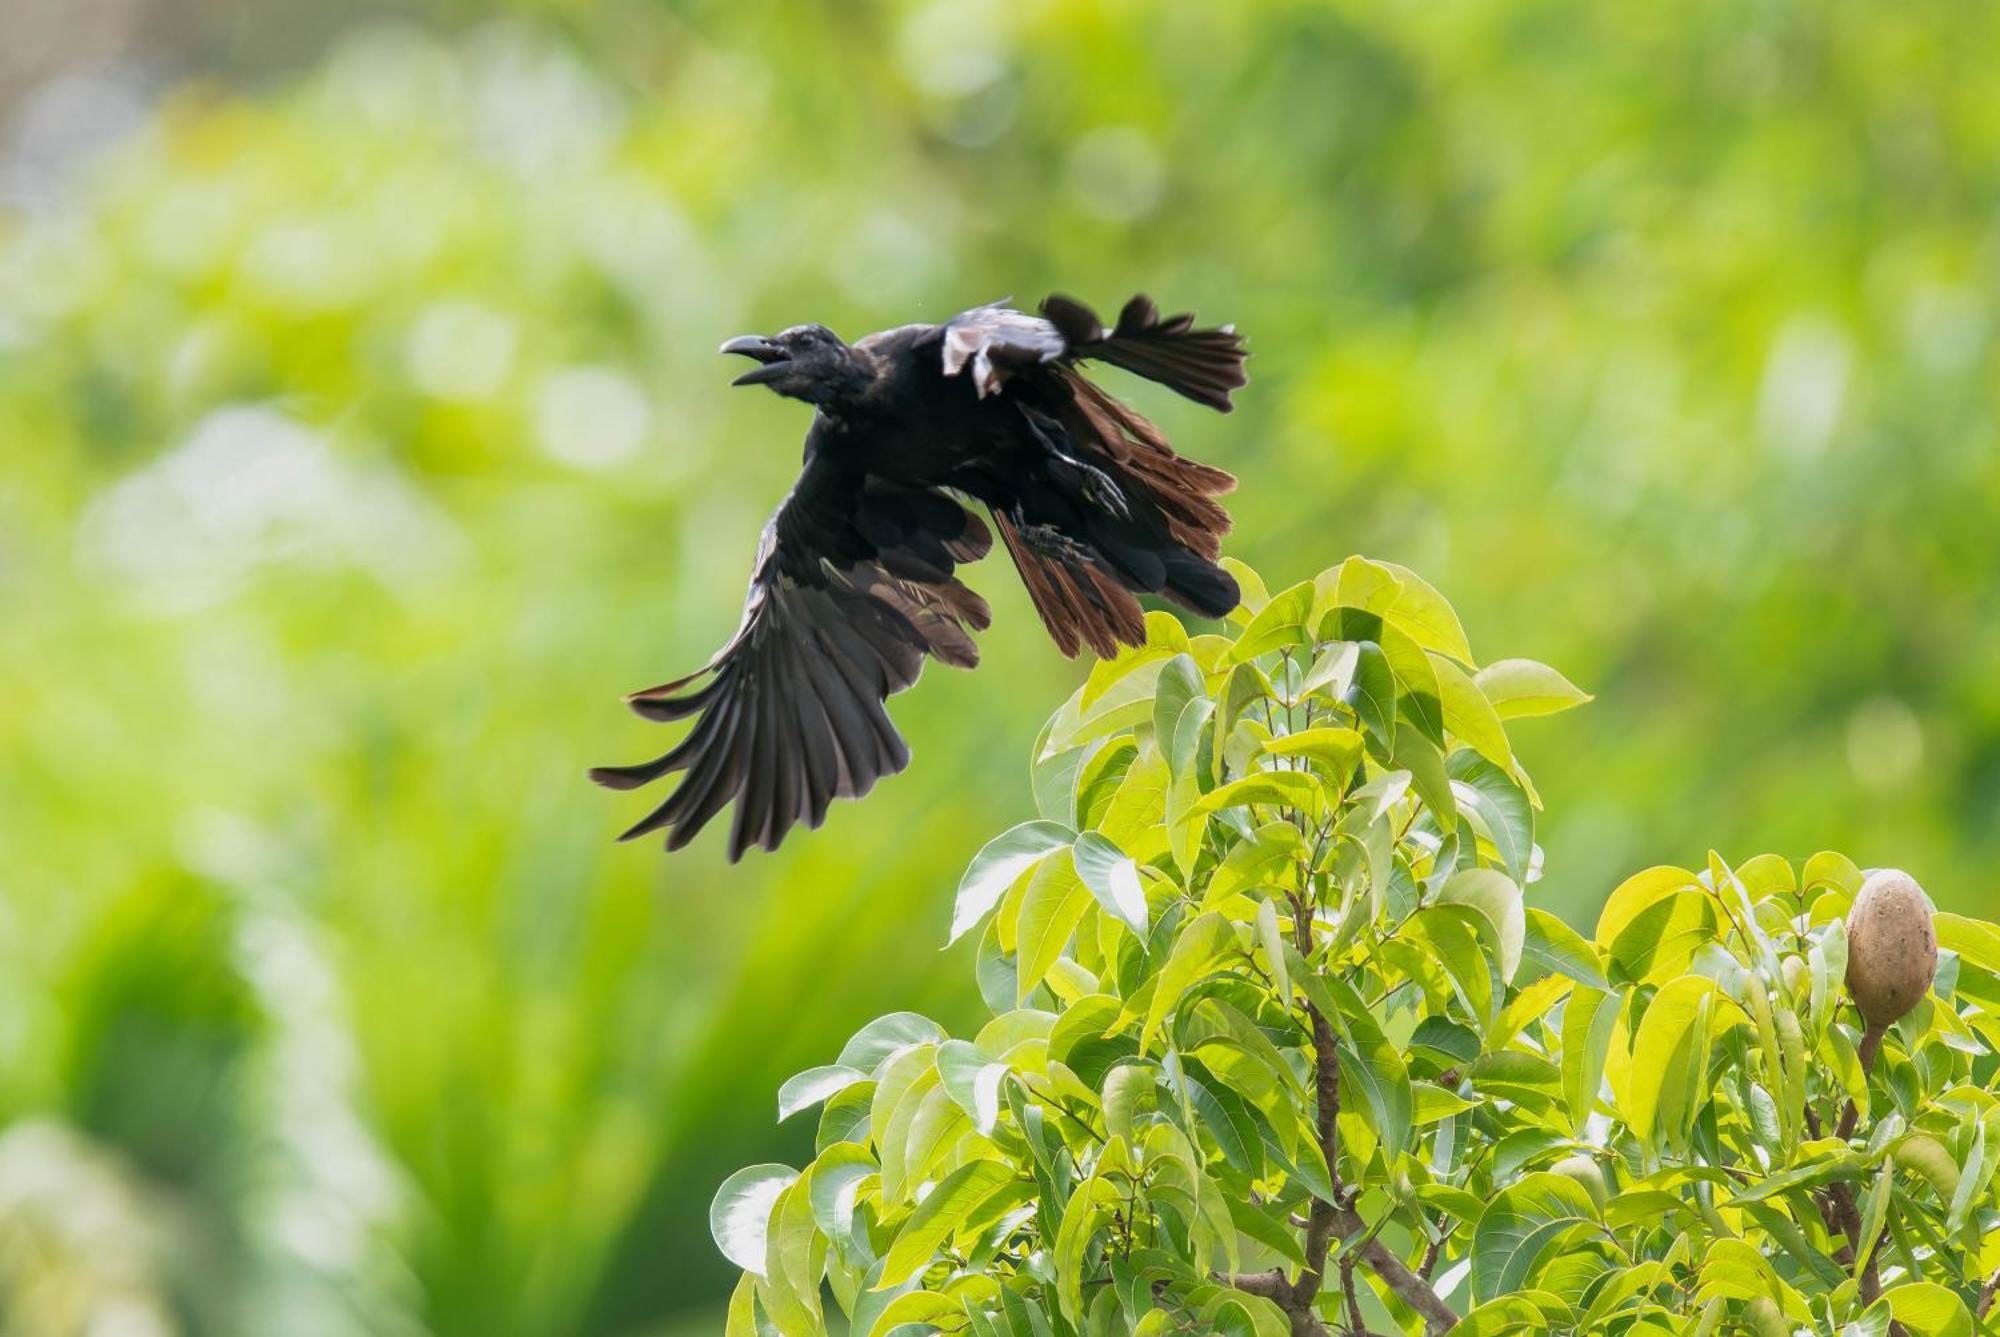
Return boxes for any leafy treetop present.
[710,557,2000,1337]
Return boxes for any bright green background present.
[1,1,1995,1333]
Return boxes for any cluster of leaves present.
[710,556,2000,1336]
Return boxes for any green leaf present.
[1382,623,1446,745]
[807,1142,876,1259]
[1182,770,1323,822]
[1447,751,1534,885]
[1883,1283,1973,1337]
[1320,555,1405,620]
[760,1177,824,1330]
[777,1065,867,1121]
[1051,659,1167,751]
[1391,729,1458,829]
[1099,748,1173,863]
[1471,1171,1601,1302]
[1153,653,1211,776]
[1560,987,1619,1130]
[1227,579,1316,662]
[936,1040,1008,1136]
[1054,1166,1124,1320]
[817,1082,875,1152]
[1183,1072,1263,1179]
[711,1164,799,1275]
[1203,822,1307,909]
[1298,641,1360,699]
[1376,560,1474,663]
[1473,658,1593,720]
[866,1292,959,1337]
[1413,1082,1477,1125]
[1430,652,1513,769]
[1081,611,1189,707]
[876,1159,1017,1287]
[1945,1111,1989,1232]
[1255,897,1292,1003]
[1612,975,1721,1144]
[838,1012,948,1072]
[1336,1036,1414,1165]
[1140,912,1236,1051]
[1322,976,1414,1162]
[1345,641,1397,748]
[1595,865,1702,945]
[1226,1196,1309,1269]
[724,1275,761,1337]
[1072,831,1150,937]
[1937,913,2000,974]
[1031,733,1100,827]
[1016,854,1095,1003]
[1407,907,1498,1030]
[1523,908,1610,991]
[1261,726,1364,773]
[1802,850,1864,897]
[1726,1148,1867,1206]
[1184,997,1306,1098]
[950,821,1076,945]
[1435,867,1525,984]
[1446,1297,1549,1336]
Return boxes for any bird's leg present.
[1066,454,1130,519]
[1019,404,1130,519]
[1043,449,1129,519]
[1006,503,1093,563]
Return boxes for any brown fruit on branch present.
[1844,868,1937,1034]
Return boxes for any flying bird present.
[592,293,1247,859]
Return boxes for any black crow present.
[592,294,1247,858]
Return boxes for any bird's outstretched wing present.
[591,454,991,859]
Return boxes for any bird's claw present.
[1080,466,1129,519]
[1048,451,1129,519]
[1009,508,1093,563]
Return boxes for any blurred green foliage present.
[0,2,1995,1334]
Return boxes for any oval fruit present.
[1844,868,1937,1032]
[1745,1296,1790,1337]
[1552,1154,1609,1212]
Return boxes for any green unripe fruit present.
[1745,1296,1790,1337]
[1553,1154,1609,1212]
[1844,868,1937,1032]
[1780,954,1806,1003]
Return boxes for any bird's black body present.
[594,294,1248,859]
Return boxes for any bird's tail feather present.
[1063,376,1235,560]
[1042,293,1248,413]
[992,511,1146,660]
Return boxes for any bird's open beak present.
[721,335,789,386]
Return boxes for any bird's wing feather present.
[935,301,1070,396]
[930,295,1247,412]
[591,452,991,859]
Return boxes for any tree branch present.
[1825,1032,1905,1336]
[1269,891,1459,1337]
[1339,1253,1372,1336]
[1336,1204,1462,1337]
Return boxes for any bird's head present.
[720,324,864,406]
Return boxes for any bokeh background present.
[2,0,1997,1332]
